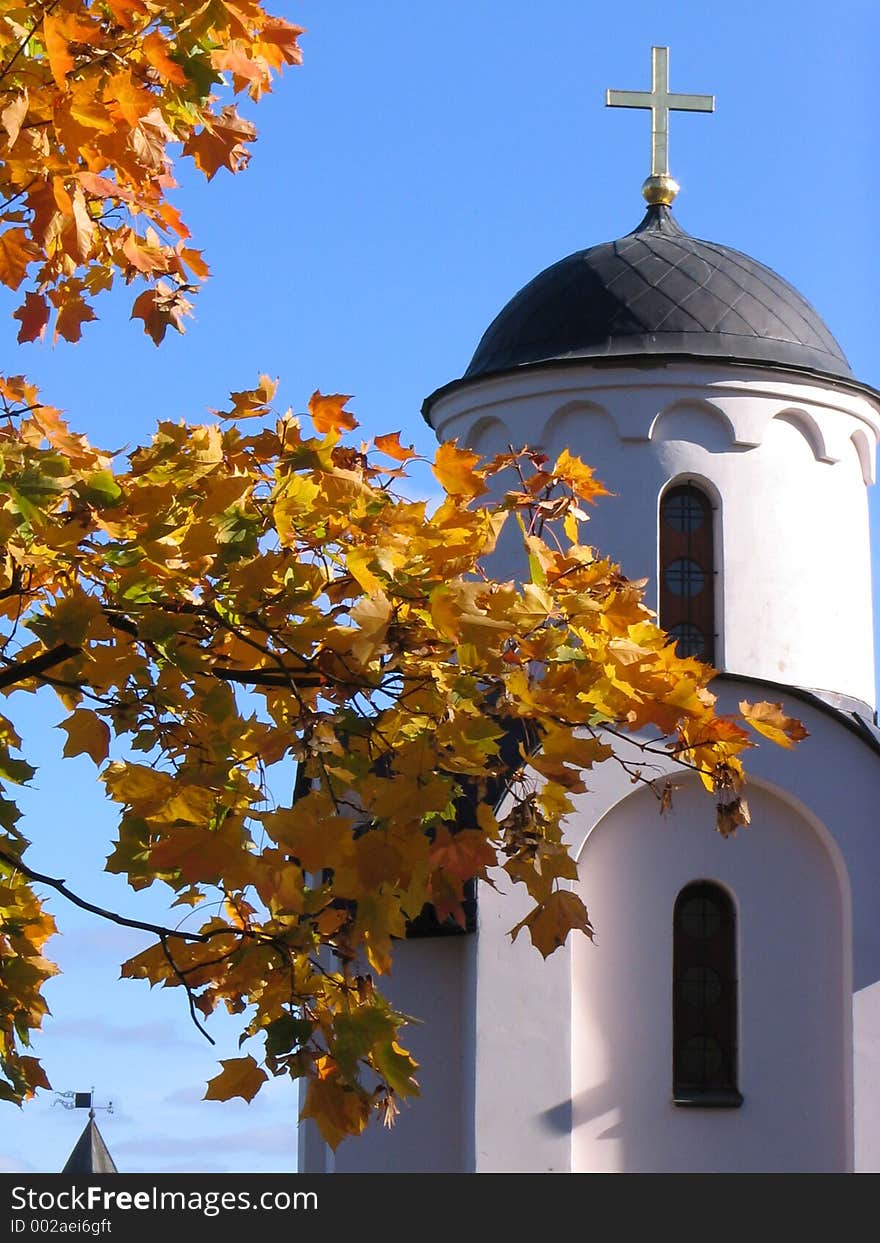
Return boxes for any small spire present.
[606,46,715,206]
[53,1087,117,1172]
[61,1117,118,1175]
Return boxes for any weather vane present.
[52,1089,113,1120]
[606,46,714,206]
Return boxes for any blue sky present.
[2,0,879,1173]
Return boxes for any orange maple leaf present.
[42,14,75,88]
[182,107,257,180]
[429,826,496,883]
[0,229,39,290]
[142,31,187,86]
[258,20,306,65]
[13,293,49,344]
[53,292,98,344]
[374,431,417,461]
[308,391,358,435]
[130,283,191,344]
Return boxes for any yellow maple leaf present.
[102,762,176,807]
[510,889,594,958]
[204,1056,267,1104]
[346,546,382,594]
[739,701,808,749]
[432,441,488,499]
[264,806,354,873]
[299,1076,371,1150]
[57,709,110,766]
[349,592,393,665]
[552,448,611,503]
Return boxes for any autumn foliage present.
[0,4,806,1148]
[0,1,302,343]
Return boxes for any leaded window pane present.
[665,558,706,597]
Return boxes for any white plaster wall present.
[472,875,572,1172]
[854,979,880,1172]
[460,684,880,1173]
[304,937,476,1173]
[571,777,848,1172]
[563,683,880,1173]
[428,363,880,707]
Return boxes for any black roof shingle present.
[463,204,852,383]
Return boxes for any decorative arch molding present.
[543,400,619,457]
[464,414,514,455]
[649,399,735,452]
[850,427,876,485]
[572,767,852,929]
[771,408,835,463]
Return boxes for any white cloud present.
[115,1123,296,1158]
[0,1154,36,1173]
[45,1015,203,1051]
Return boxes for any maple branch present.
[100,603,332,694]
[103,611,139,638]
[0,179,37,214]
[212,665,324,688]
[0,565,23,602]
[204,605,322,706]
[0,566,29,656]
[588,720,715,780]
[0,848,316,1045]
[158,934,215,1045]
[0,845,226,944]
[0,643,79,690]
[176,948,242,978]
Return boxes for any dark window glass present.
[678,894,721,939]
[663,490,705,533]
[679,1035,724,1083]
[659,484,715,665]
[669,622,705,658]
[678,965,723,1009]
[673,881,742,1107]
[665,558,706,597]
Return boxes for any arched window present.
[659,483,715,663]
[673,881,742,1107]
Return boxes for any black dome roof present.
[463,205,853,384]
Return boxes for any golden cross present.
[606,47,714,203]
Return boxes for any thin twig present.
[158,934,215,1044]
[0,846,264,946]
[0,0,62,83]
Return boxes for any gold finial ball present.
[642,173,680,206]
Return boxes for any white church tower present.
[301,48,880,1174]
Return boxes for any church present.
[300,48,880,1174]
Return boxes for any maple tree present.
[0,3,807,1150]
[0,0,301,344]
